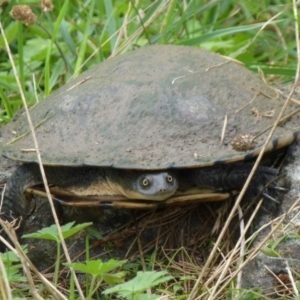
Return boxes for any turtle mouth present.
[123,188,177,201]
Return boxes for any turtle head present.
[110,171,178,201]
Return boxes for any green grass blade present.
[74,0,96,77]
[44,0,70,95]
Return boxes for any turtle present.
[1,45,300,222]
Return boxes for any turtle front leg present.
[179,164,278,199]
[1,163,42,221]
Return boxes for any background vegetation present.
[0,0,299,299]
[0,0,298,123]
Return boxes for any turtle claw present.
[261,192,279,203]
[269,185,289,192]
[260,177,288,203]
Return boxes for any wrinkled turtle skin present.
[1,45,300,222]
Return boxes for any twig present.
[236,205,245,291]
[286,264,299,296]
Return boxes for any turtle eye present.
[166,175,173,183]
[141,177,151,188]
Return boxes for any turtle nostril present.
[160,189,166,192]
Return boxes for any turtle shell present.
[1,45,299,169]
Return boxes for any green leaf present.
[22,222,92,242]
[87,227,103,240]
[65,259,127,277]
[260,246,280,257]
[0,248,27,283]
[135,294,162,300]
[0,22,18,49]
[0,246,27,262]
[101,271,127,285]
[177,21,283,46]
[23,38,52,62]
[60,19,77,56]
[104,0,117,51]
[103,271,173,297]
[5,266,27,283]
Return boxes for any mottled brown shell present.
[1,45,299,169]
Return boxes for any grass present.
[0,0,300,299]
